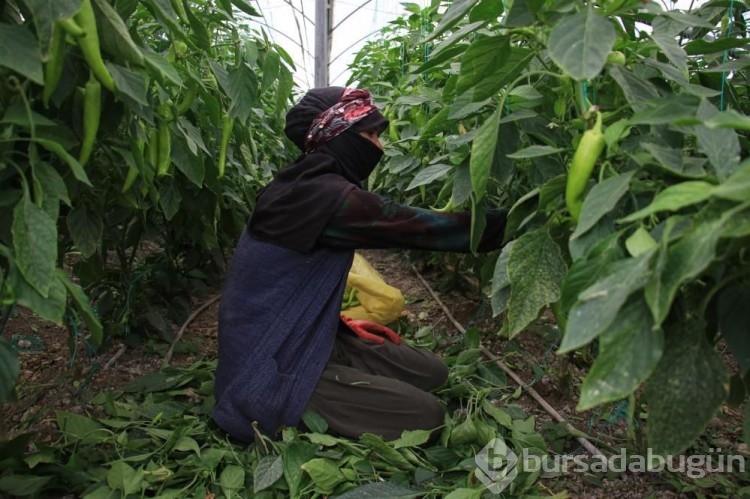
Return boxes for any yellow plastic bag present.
[341,253,405,325]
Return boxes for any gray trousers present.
[305,329,448,441]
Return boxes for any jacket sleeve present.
[317,189,507,252]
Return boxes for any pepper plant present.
[0,0,296,400]
[352,0,750,457]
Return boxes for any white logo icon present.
[475,438,519,494]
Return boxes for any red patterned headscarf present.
[304,88,380,153]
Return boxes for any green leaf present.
[456,36,508,96]
[559,251,652,353]
[226,63,258,121]
[561,234,623,312]
[0,338,19,402]
[503,230,567,338]
[0,474,51,497]
[685,37,750,55]
[158,180,182,221]
[619,181,716,222]
[548,9,615,81]
[283,442,316,498]
[391,429,432,449]
[301,458,345,495]
[578,295,663,410]
[645,320,726,456]
[219,465,245,495]
[470,108,501,201]
[625,227,657,257]
[66,205,102,258]
[13,194,57,297]
[407,164,453,190]
[10,263,66,324]
[57,411,108,443]
[644,220,722,324]
[108,63,149,106]
[694,98,740,181]
[572,171,635,239]
[33,160,71,209]
[58,270,103,346]
[445,489,484,499]
[231,0,260,16]
[92,0,144,66]
[335,481,422,499]
[21,0,83,52]
[650,18,687,72]
[713,160,750,202]
[426,0,481,42]
[141,49,183,87]
[107,461,143,495]
[254,454,283,493]
[718,284,750,377]
[301,411,328,433]
[490,240,514,317]
[36,139,92,186]
[1,103,57,127]
[173,436,201,455]
[608,66,660,110]
[506,145,564,159]
[0,25,43,84]
[640,142,706,179]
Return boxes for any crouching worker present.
[212,87,507,443]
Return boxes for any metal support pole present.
[314,0,330,87]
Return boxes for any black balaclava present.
[248,86,388,253]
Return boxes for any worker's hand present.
[340,315,402,345]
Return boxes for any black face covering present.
[248,87,386,253]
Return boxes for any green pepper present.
[156,121,172,177]
[78,72,101,166]
[565,111,605,221]
[74,0,116,92]
[42,21,67,108]
[176,81,199,115]
[217,116,233,178]
[121,165,139,193]
[57,17,86,38]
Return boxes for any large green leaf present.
[20,0,83,53]
[58,270,103,346]
[107,461,143,495]
[644,220,722,324]
[9,263,66,324]
[219,465,245,497]
[456,36,510,98]
[301,458,346,495]
[572,171,634,239]
[425,0,482,42]
[644,319,726,456]
[0,25,44,84]
[0,474,51,497]
[0,338,19,402]
[559,251,652,353]
[92,0,144,66]
[12,194,57,298]
[649,18,687,73]
[547,9,615,81]
[619,181,716,222]
[560,233,623,312]
[713,160,750,202]
[283,442,316,499]
[254,455,283,493]
[108,64,148,106]
[694,98,741,181]
[578,295,663,410]
[490,240,515,317]
[608,66,660,110]
[227,63,258,121]
[469,108,501,201]
[66,205,103,258]
[502,230,567,338]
